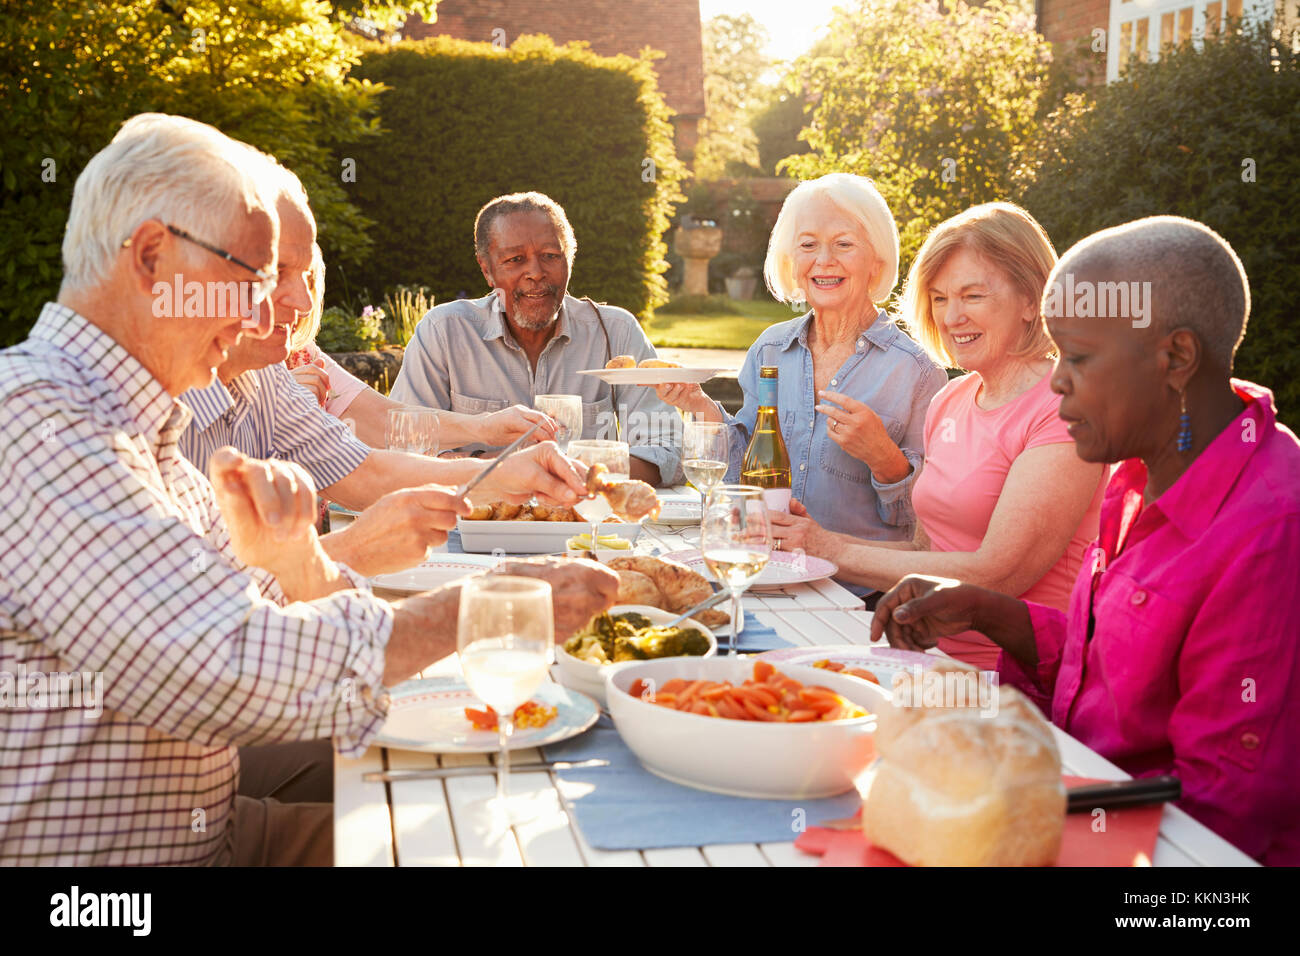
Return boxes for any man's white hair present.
[60,113,280,294]
[764,173,900,306]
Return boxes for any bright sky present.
[698,0,842,63]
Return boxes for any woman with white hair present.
[283,242,555,451]
[768,203,1107,667]
[656,173,948,568]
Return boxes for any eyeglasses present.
[163,224,274,282]
[121,224,276,295]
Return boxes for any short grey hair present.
[474,191,576,265]
[60,113,279,294]
[764,173,900,306]
[1052,216,1249,369]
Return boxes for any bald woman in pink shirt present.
[872,216,1300,865]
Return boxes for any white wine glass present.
[682,420,729,513]
[534,394,582,454]
[458,575,554,825]
[701,484,773,653]
[568,439,630,555]
[387,406,440,456]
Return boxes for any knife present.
[1065,775,1181,813]
[662,589,731,629]
[363,758,609,783]
[455,420,543,498]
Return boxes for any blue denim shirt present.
[722,308,948,546]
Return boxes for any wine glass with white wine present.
[568,439,630,555]
[682,420,729,515]
[387,406,440,456]
[701,484,773,653]
[457,574,554,826]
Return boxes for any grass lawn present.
[643,298,798,350]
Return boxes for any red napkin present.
[795,776,1163,867]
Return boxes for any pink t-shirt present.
[911,371,1104,669]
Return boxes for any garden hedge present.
[338,34,685,318]
[1019,15,1299,425]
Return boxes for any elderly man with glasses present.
[0,113,617,866]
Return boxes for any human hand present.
[869,574,984,651]
[481,405,559,447]
[472,441,588,507]
[494,556,620,639]
[652,382,721,420]
[290,360,330,406]
[209,447,319,574]
[328,484,471,576]
[767,498,830,555]
[815,390,909,482]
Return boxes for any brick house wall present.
[404,0,706,163]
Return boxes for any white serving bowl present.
[604,657,890,799]
[554,605,717,705]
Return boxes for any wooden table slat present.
[333,747,395,867]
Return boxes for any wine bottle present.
[741,365,793,512]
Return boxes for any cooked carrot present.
[787,709,819,722]
[753,660,775,682]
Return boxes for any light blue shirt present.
[390,292,683,485]
[721,308,948,545]
[179,363,371,489]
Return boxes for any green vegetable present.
[566,612,708,664]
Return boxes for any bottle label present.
[757,375,778,409]
[762,487,792,513]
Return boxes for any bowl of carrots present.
[604,657,890,799]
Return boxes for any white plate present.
[370,553,500,594]
[374,677,600,754]
[456,517,641,554]
[578,367,724,386]
[659,548,839,591]
[553,605,717,705]
[756,644,940,690]
[646,495,703,527]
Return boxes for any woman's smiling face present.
[928,246,1034,374]
[793,195,883,314]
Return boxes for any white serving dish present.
[554,605,717,705]
[604,657,890,799]
[456,517,640,554]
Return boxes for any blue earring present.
[1177,391,1192,452]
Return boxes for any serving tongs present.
[662,589,731,629]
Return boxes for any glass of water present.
[534,394,582,454]
[387,406,440,456]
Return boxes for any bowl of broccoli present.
[555,605,717,704]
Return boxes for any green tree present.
[694,13,772,180]
[1018,9,1300,425]
[782,0,1055,273]
[0,0,426,346]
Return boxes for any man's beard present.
[510,285,563,330]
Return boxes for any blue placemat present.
[542,725,862,851]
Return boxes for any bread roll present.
[605,355,637,369]
[637,358,680,369]
[615,569,661,606]
[862,661,1064,866]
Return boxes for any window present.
[1107,0,1269,81]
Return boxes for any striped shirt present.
[0,304,394,866]
[179,361,370,489]
[390,292,683,484]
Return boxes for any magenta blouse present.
[999,380,1300,865]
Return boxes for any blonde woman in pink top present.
[771,203,1107,668]
[872,217,1300,864]
[285,244,555,450]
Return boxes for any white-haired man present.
[0,114,616,866]
[391,191,684,486]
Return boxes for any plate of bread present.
[579,354,725,386]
